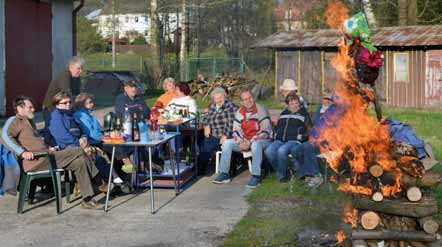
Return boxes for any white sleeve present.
[189,98,197,115]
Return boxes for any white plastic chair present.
[215,151,252,174]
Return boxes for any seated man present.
[199,87,238,175]
[292,92,338,188]
[213,90,272,188]
[114,80,151,173]
[2,96,103,209]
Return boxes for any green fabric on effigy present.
[342,12,376,52]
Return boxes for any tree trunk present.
[418,216,439,234]
[398,0,408,26]
[407,0,418,25]
[150,0,161,86]
[179,0,187,81]
[361,0,378,28]
[352,196,438,218]
[352,230,437,242]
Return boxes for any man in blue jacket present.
[115,80,150,121]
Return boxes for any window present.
[125,16,129,23]
[135,17,139,22]
[145,16,148,22]
[394,52,409,83]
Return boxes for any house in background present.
[253,25,442,108]
[0,0,83,115]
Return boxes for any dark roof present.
[252,25,442,48]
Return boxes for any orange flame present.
[326,0,349,29]
[335,230,346,244]
[317,27,401,197]
[343,205,358,228]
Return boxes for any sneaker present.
[98,183,113,194]
[113,177,123,184]
[212,173,231,184]
[246,176,261,188]
[81,199,104,210]
[307,175,324,188]
[122,163,135,174]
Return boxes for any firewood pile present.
[331,143,442,247]
[188,76,258,99]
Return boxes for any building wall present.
[275,50,298,98]
[0,0,5,115]
[51,0,73,79]
[425,50,442,107]
[300,50,322,103]
[385,50,426,108]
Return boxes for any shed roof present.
[252,25,442,48]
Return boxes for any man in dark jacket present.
[2,96,103,209]
[43,56,84,110]
[115,80,150,121]
[264,93,311,182]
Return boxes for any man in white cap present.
[280,78,307,108]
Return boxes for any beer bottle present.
[132,113,140,142]
[114,116,122,138]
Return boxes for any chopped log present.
[380,214,416,231]
[371,191,384,202]
[352,196,438,218]
[406,242,427,247]
[352,240,368,247]
[361,211,380,230]
[406,187,422,202]
[369,164,384,177]
[351,230,437,242]
[401,171,442,188]
[418,216,439,234]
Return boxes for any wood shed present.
[252,25,442,108]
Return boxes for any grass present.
[222,105,442,246]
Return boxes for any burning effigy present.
[317,12,442,246]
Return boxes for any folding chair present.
[17,152,69,214]
[215,150,252,174]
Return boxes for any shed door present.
[425,50,442,107]
[5,0,52,114]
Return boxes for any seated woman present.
[154,77,177,109]
[166,82,197,118]
[45,91,114,188]
[264,93,311,183]
[73,93,123,184]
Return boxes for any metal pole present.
[149,147,155,213]
[112,0,116,69]
[105,147,116,212]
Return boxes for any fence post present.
[212,58,217,78]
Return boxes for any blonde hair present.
[52,91,72,106]
[74,93,94,110]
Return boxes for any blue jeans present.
[264,140,300,179]
[292,142,320,177]
[220,139,270,176]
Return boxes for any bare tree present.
[398,0,407,25]
[151,0,161,85]
[179,0,187,81]
[362,0,378,28]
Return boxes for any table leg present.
[148,146,155,214]
[105,146,116,212]
[169,138,178,195]
[133,146,139,189]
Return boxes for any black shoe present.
[279,177,289,183]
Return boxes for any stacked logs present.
[188,76,258,99]
[345,144,442,247]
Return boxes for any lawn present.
[222,106,442,247]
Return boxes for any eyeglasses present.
[85,100,94,104]
[58,101,71,105]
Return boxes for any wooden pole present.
[352,230,437,242]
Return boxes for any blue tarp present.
[386,117,426,159]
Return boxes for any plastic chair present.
[215,150,252,174]
[17,152,69,214]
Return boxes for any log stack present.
[188,76,259,99]
[343,151,442,247]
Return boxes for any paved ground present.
[0,172,252,247]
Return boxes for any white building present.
[96,13,181,43]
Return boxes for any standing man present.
[2,96,103,209]
[212,90,272,188]
[43,56,84,111]
[279,78,308,109]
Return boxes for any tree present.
[77,17,106,54]
[150,0,162,85]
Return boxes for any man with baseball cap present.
[280,78,307,108]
